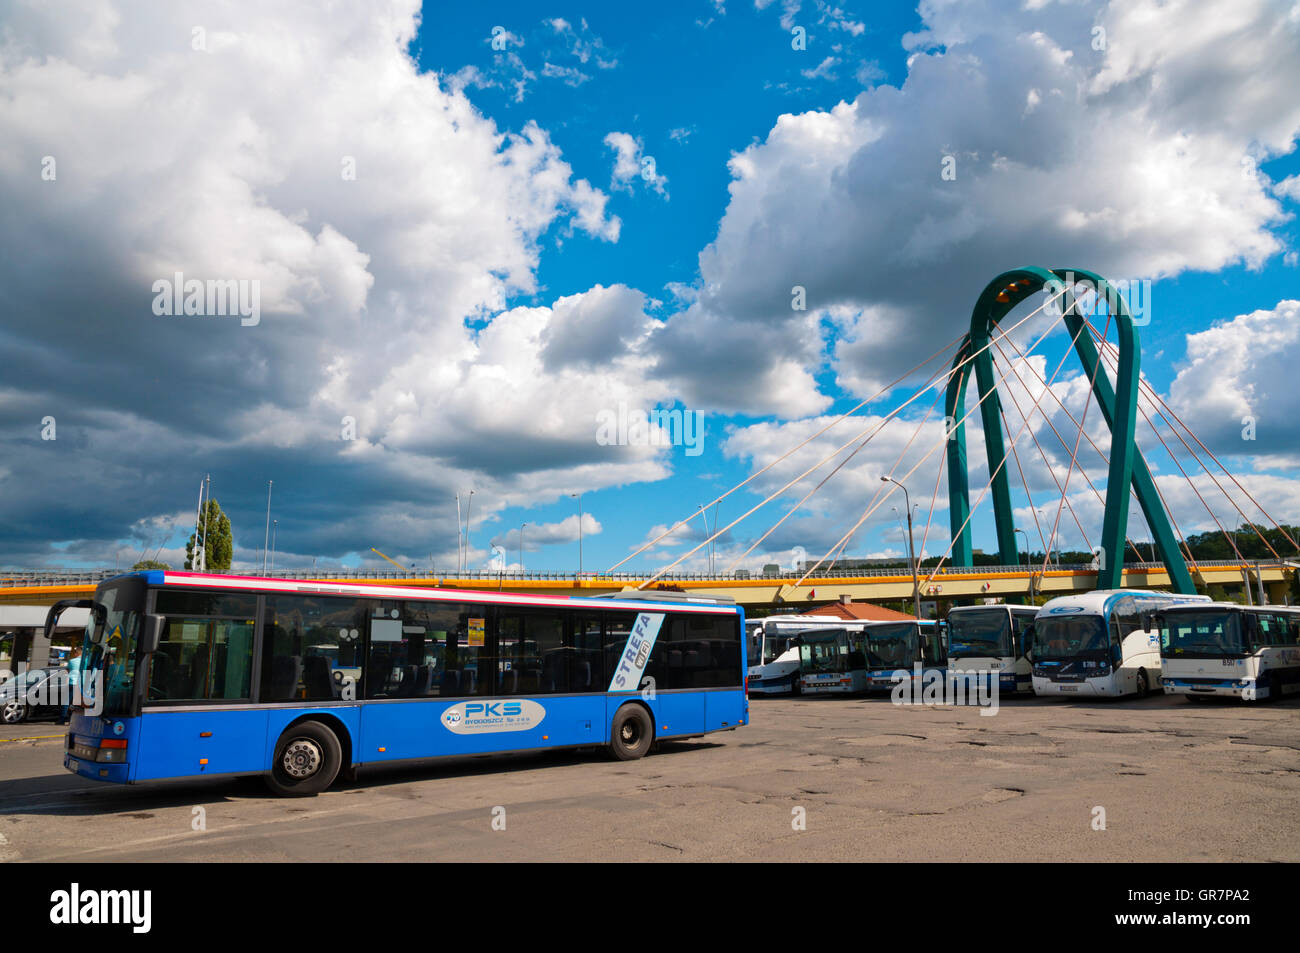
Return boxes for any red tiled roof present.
[799,601,915,621]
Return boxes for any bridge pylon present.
[944,267,1196,595]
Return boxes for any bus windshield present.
[865,623,917,669]
[800,632,848,673]
[82,578,144,716]
[948,610,1011,659]
[1031,615,1108,661]
[1161,610,1245,658]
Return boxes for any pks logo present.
[442,699,546,734]
[467,702,523,718]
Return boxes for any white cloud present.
[1167,299,1300,461]
[651,0,1300,411]
[0,0,649,564]
[603,131,669,197]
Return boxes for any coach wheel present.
[790,675,802,696]
[1134,669,1149,699]
[1269,673,1284,702]
[609,705,654,761]
[266,721,342,797]
[1,701,26,724]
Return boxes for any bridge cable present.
[796,299,1076,588]
[991,337,1145,560]
[721,358,949,574]
[628,284,1078,583]
[916,300,1098,588]
[1093,332,1296,557]
[1090,334,1277,562]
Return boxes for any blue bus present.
[52,571,747,796]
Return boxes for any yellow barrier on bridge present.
[0,563,1291,609]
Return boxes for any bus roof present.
[947,603,1039,616]
[1158,601,1300,615]
[100,571,741,616]
[1035,589,1212,617]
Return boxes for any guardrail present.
[1,559,1292,588]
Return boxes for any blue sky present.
[2,0,1299,575]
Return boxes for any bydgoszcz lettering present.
[151,272,261,327]
[1,663,103,716]
[49,883,151,933]
[595,401,704,457]
[889,665,1000,716]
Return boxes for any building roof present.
[799,601,915,621]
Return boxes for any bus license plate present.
[1059,685,1077,692]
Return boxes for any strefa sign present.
[609,612,665,692]
[441,699,546,734]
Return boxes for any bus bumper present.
[64,729,132,783]
[64,750,130,783]
[1032,676,1107,696]
[1162,677,1257,699]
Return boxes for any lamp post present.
[455,493,462,573]
[519,522,528,572]
[698,503,717,575]
[271,519,278,573]
[571,492,583,578]
[465,489,474,571]
[262,479,272,574]
[881,477,921,619]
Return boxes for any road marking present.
[0,734,64,744]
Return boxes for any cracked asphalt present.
[0,691,1296,861]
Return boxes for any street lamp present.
[271,519,278,574]
[1013,528,1029,569]
[465,489,475,571]
[262,479,272,574]
[519,522,528,572]
[881,477,921,619]
[571,493,583,578]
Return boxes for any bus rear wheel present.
[266,721,342,797]
[1134,669,1149,699]
[609,705,654,761]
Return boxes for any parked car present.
[0,667,70,724]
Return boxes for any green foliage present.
[131,559,170,571]
[185,498,233,572]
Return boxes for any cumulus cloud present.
[650,0,1300,411]
[1167,299,1300,464]
[0,0,653,567]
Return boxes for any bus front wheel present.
[267,721,342,797]
[609,705,654,761]
[1134,669,1149,699]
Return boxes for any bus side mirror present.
[140,614,165,655]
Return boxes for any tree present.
[185,498,233,572]
[132,559,171,571]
